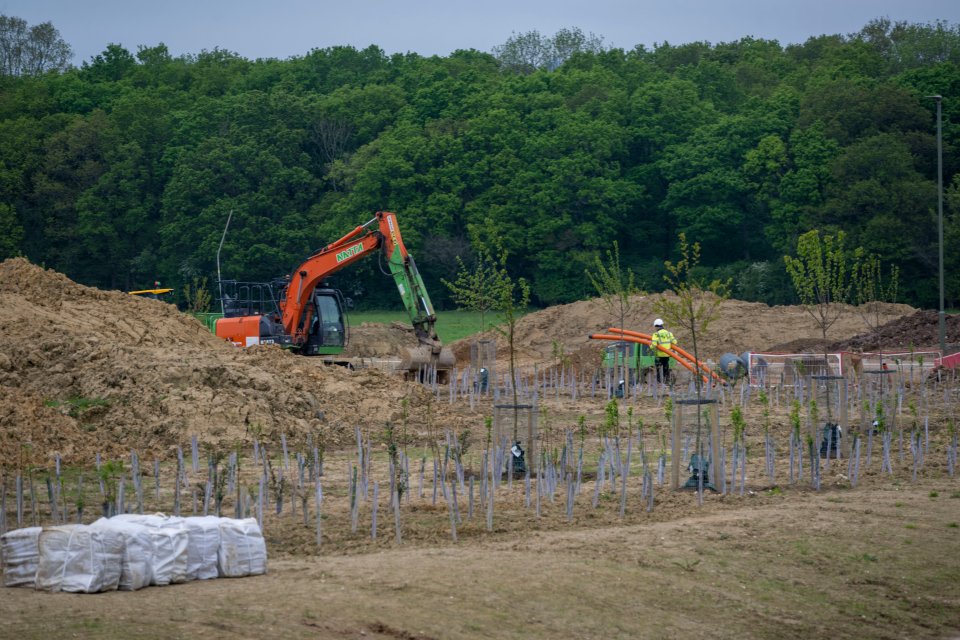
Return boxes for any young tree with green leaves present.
[784,229,851,350]
[442,243,511,338]
[586,239,642,334]
[852,247,900,389]
[852,248,900,338]
[495,256,531,442]
[182,276,213,313]
[446,231,529,439]
[784,229,852,421]
[586,240,642,392]
[654,233,730,439]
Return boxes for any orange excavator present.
[215,211,454,378]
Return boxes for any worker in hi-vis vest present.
[651,318,677,384]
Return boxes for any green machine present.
[602,341,675,381]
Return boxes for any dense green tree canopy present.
[0,18,957,310]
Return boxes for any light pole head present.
[926,94,942,101]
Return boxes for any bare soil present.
[341,322,419,358]
[828,309,960,353]
[1,258,958,640]
[0,258,440,465]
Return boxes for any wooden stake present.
[191,435,199,474]
[257,475,265,530]
[173,455,181,517]
[154,458,161,505]
[468,476,474,519]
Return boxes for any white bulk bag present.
[148,525,189,585]
[90,518,153,591]
[183,516,221,581]
[109,514,188,585]
[1,526,42,588]
[217,518,267,578]
[35,524,124,593]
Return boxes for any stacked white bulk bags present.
[218,518,267,578]
[0,515,266,592]
[34,524,125,593]
[1,527,42,588]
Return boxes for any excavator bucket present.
[401,345,455,382]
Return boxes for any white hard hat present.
[653,318,664,327]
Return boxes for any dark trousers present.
[656,356,671,384]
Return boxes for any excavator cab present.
[301,288,348,356]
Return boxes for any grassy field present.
[349,309,532,344]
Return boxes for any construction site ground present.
[1,258,958,640]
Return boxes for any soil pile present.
[450,294,916,368]
[341,322,417,358]
[0,258,924,463]
[828,309,960,352]
[0,258,431,464]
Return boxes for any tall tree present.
[0,15,71,76]
[493,27,605,73]
[0,202,23,258]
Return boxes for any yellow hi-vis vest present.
[651,328,676,354]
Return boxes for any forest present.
[0,16,958,310]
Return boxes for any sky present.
[3,0,960,66]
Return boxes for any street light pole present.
[928,95,946,356]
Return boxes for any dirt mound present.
[828,309,960,353]
[341,322,418,358]
[450,294,916,367]
[0,257,923,464]
[0,258,433,464]
[763,337,832,353]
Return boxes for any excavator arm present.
[279,211,452,370]
[379,212,444,356]
[279,216,383,343]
